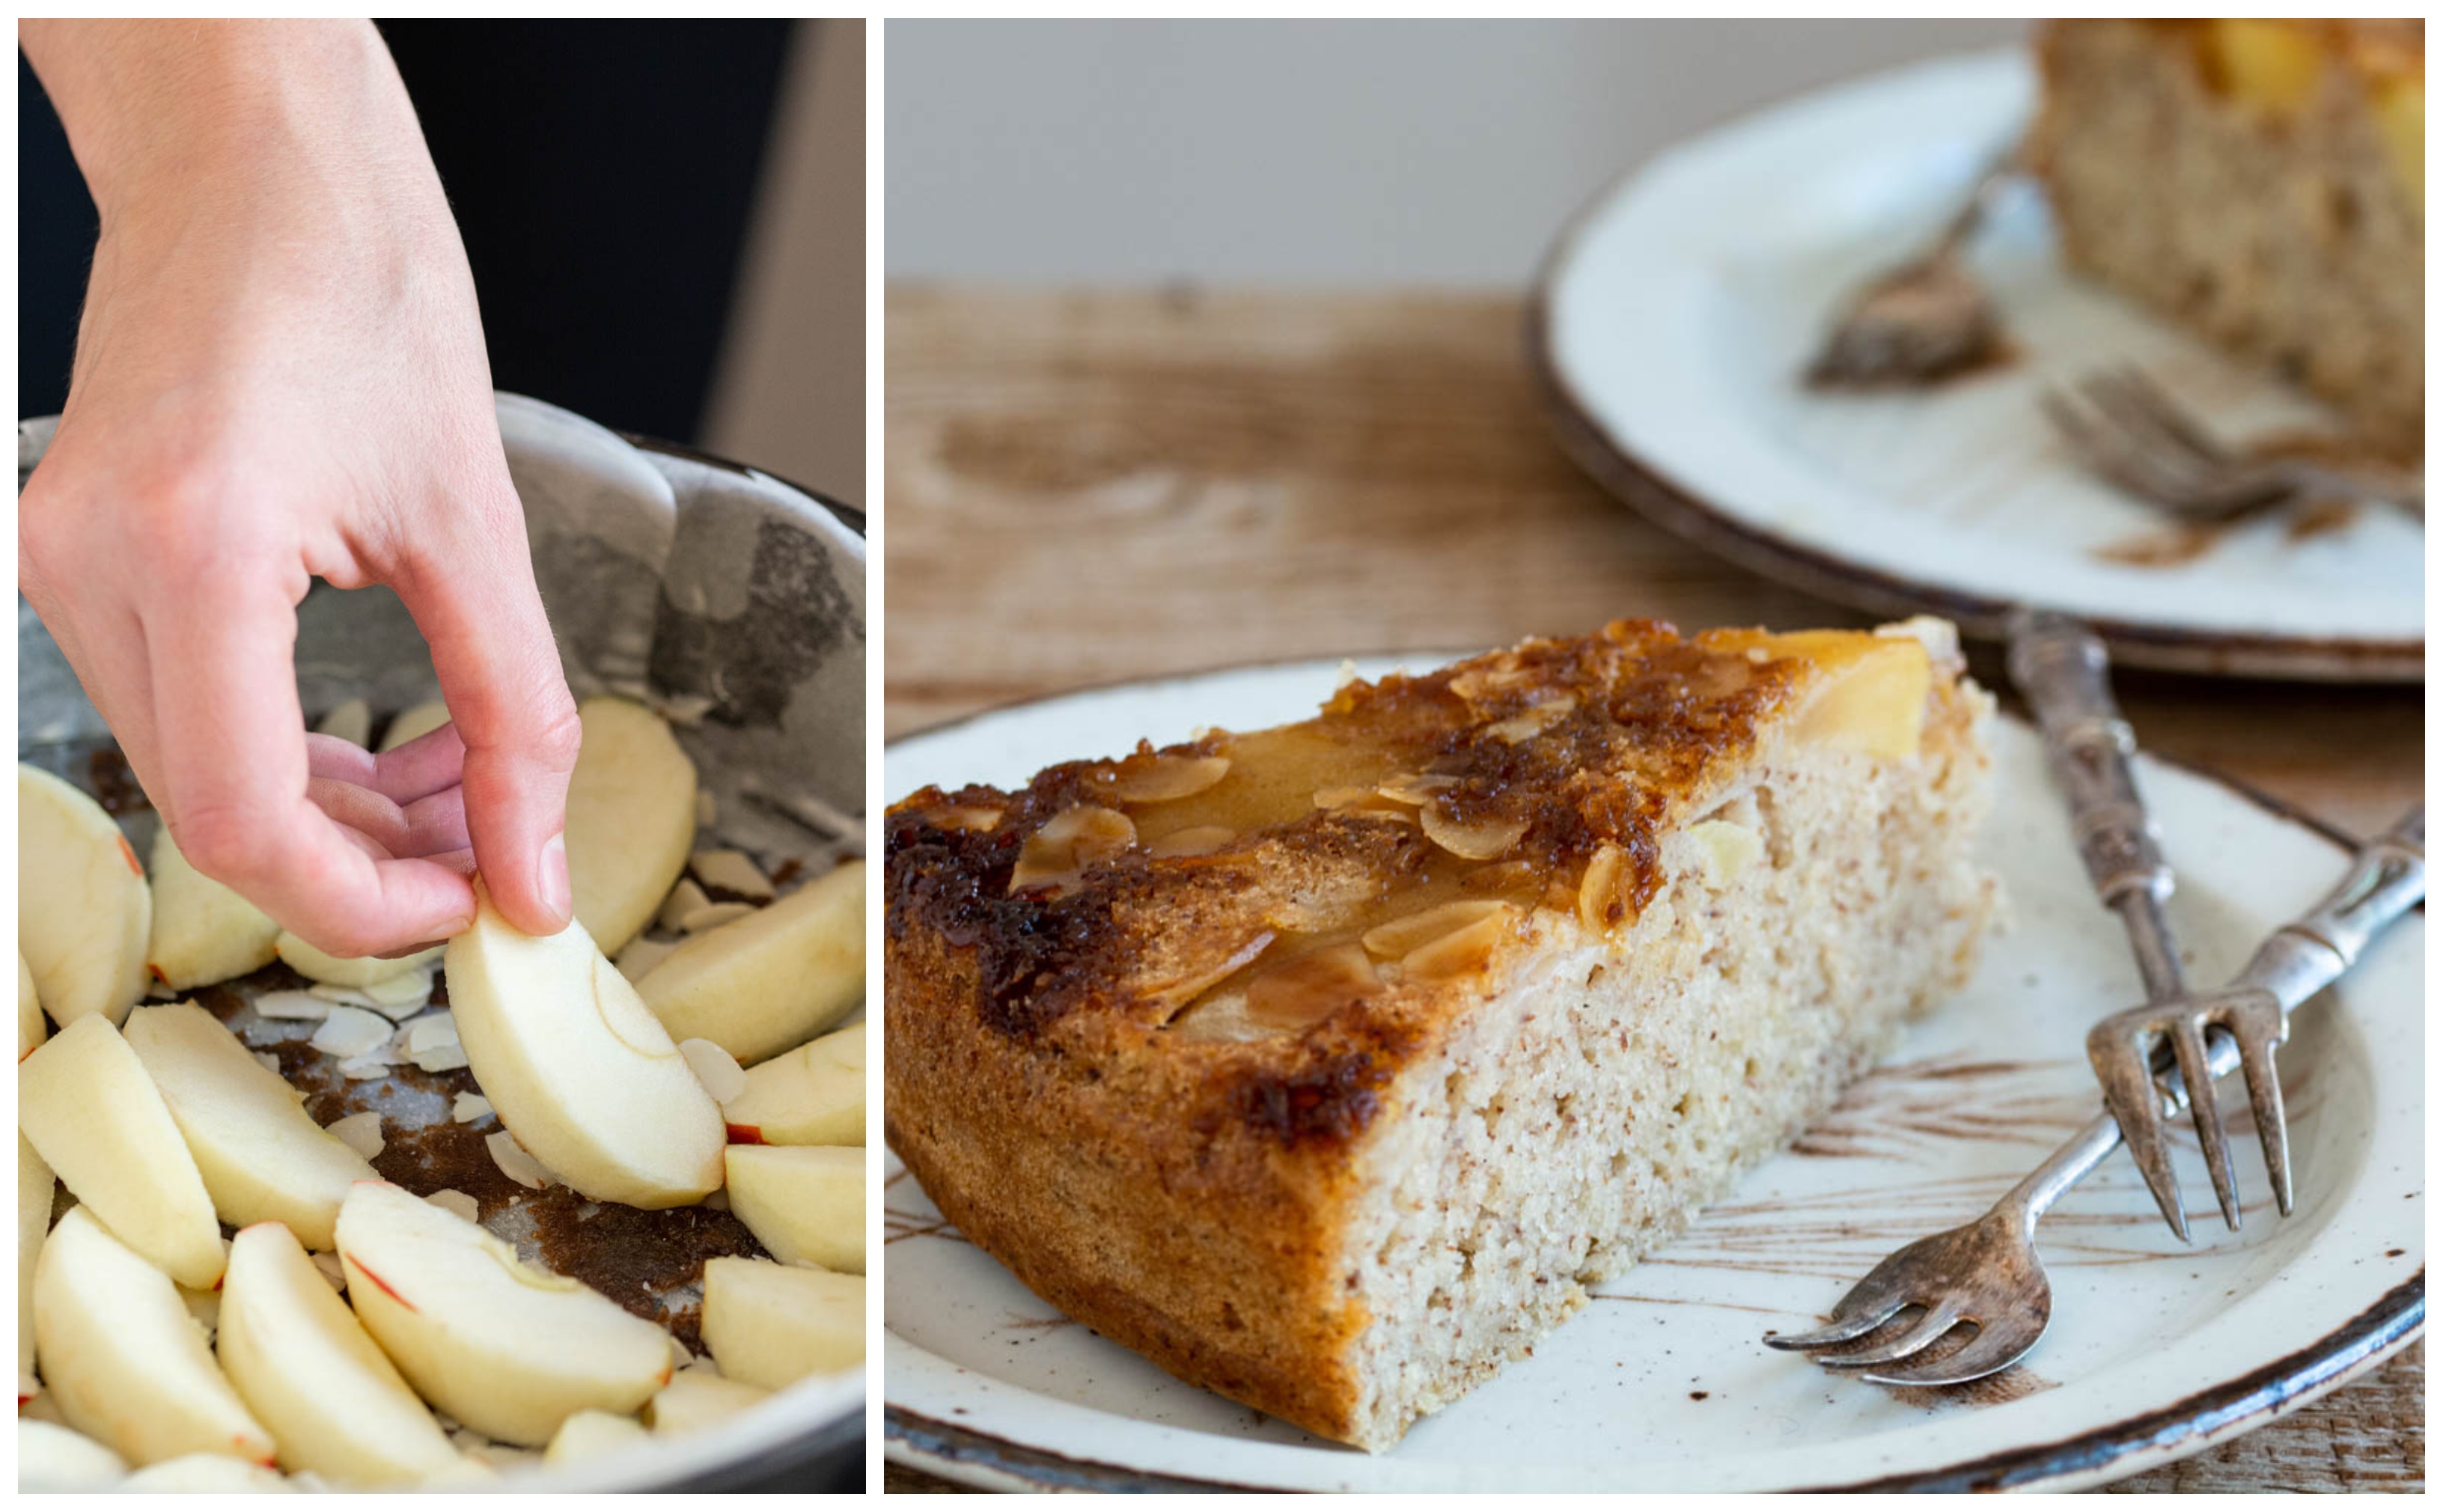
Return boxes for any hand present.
[18,19,579,956]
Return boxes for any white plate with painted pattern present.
[1531,50,2424,683]
[881,655,2422,1493]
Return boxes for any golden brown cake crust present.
[884,621,1956,1444]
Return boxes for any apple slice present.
[146,826,282,991]
[275,933,442,990]
[18,763,151,1028]
[566,696,700,956]
[19,1419,129,1491]
[218,1221,460,1486]
[379,699,452,753]
[20,1135,55,1401]
[445,888,724,1208]
[19,953,45,1059]
[723,1146,864,1274]
[644,1365,769,1436]
[335,1180,674,1446]
[699,1258,864,1390]
[34,1205,275,1468]
[123,1005,376,1252]
[18,1014,225,1289]
[121,1454,294,1491]
[543,1409,650,1465]
[637,861,864,1066]
[722,1022,863,1145]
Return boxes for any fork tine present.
[2045,388,2217,508]
[1858,1317,2046,1387]
[1813,1301,1965,1369]
[2105,365,2233,463]
[2081,372,2227,481]
[2171,1018,2242,1231]
[2232,1021,2293,1216]
[2088,1020,2191,1242]
[1766,1287,1912,1351]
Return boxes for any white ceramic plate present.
[1531,50,2424,682]
[882,656,2423,1493]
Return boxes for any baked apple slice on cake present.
[885,618,1999,1451]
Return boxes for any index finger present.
[141,579,477,956]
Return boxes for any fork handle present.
[2237,806,2425,1014]
[2006,610,2186,999]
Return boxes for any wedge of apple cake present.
[2031,19,2424,452]
[885,619,1998,1451]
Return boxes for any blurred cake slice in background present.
[2031,19,2424,454]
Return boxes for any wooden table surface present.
[882,285,2425,1493]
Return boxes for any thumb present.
[392,481,582,939]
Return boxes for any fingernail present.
[538,832,572,924]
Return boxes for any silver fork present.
[2041,365,2425,522]
[1805,151,2018,388]
[1765,810,2424,1384]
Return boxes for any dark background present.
[20,19,793,445]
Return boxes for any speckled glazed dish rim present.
[1526,50,2423,686]
[879,656,2421,1494]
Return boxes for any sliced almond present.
[701,1187,729,1211]
[1485,694,1576,744]
[1419,803,1529,861]
[426,1189,481,1225]
[338,1054,394,1081]
[1009,805,1135,894]
[1144,931,1275,1013]
[487,1130,554,1190]
[1400,904,1521,983]
[1375,772,1460,807]
[1147,825,1237,859]
[359,968,436,1013]
[678,900,758,933]
[253,990,335,1022]
[311,1006,394,1059]
[451,1092,494,1124]
[930,805,1004,832]
[679,1037,747,1104]
[404,1013,460,1055]
[1106,755,1231,804]
[254,1050,286,1077]
[1361,899,1512,959]
[325,1110,385,1162]
[690,849,775,902]
[412,1043,471,1074]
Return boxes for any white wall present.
[887,18,2028,286]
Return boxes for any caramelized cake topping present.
[888,621,1941,1065]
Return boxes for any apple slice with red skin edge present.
[218,1221,460,1486]
[18,763,150,1028]
[19,1013,225,1289]
[723,1146,864,1274]
[146,826,282,991]
[19,952,46,1060]
[20,1135,55,1402]
[34,1205,275,1469]
[637,860,864,1066]
[566,696,700,957]
[123,1003,376,1252]
[445,887,724,1207]
[335,1180,674,1447]
[19,1418,129,1491]
[722,1022,864,1145]
[699,1257,864,1390]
